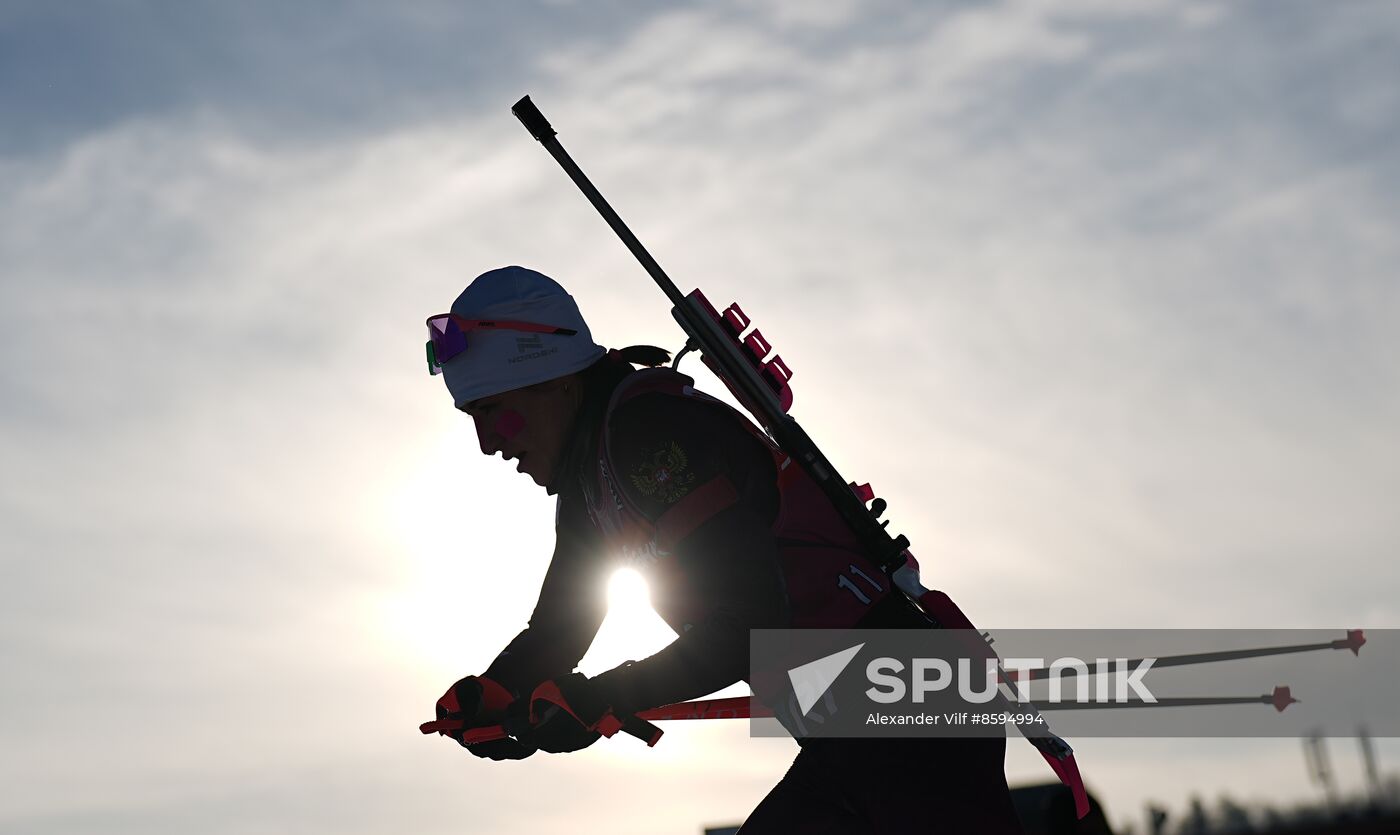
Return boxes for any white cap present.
[439,266,605,408]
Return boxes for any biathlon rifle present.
[510,94,1092,819]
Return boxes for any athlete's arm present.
[588,392,790,713]
[482,493,611,698]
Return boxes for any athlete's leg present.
[742,738,1024,834]
[856,738,1025,834]
[738,746,872,834]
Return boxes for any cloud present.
[3,1,1399,832]
[0,0,697,156]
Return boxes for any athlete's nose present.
[474,409,526,456]
[473,413,500,456]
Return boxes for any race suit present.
[483,351,1024,833]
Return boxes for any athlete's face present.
[464,375,582,491]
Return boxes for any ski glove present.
[433,675,537,761]
[510,672,663,754]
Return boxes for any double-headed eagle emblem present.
[629,441,697,505]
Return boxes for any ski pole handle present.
[417,718,513,745]
[462,725,509,745]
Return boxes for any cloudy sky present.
[3,1,1398,832]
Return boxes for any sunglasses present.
[425,314,578,375]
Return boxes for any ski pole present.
[420,682,1300,746]
[1030,685,1299,713]
[1005,630,1365,683]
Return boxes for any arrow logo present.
[788,643,865,715]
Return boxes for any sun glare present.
[608,566,651,608]
[577,568,679,675]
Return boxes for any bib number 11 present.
[836,564,884,605]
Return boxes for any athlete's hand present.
[432,675,537,761]
[511,672,662,754]
[510,673,604,753]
